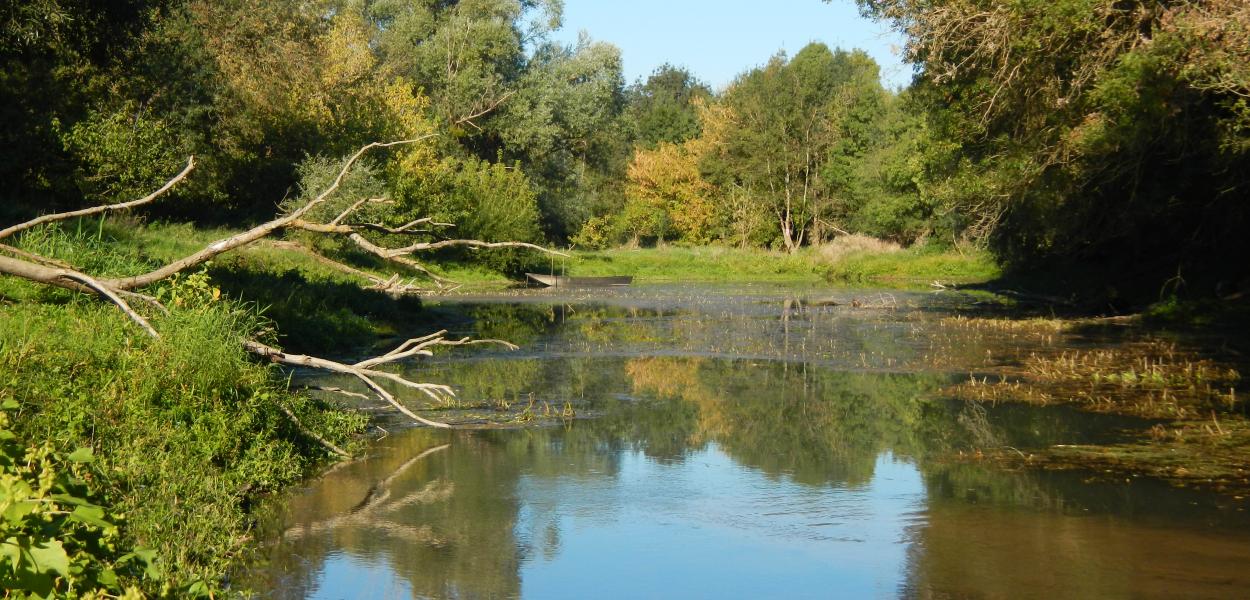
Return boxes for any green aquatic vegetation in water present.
[951,340,1241,419]
[938,316,1249,490]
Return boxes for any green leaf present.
[187,579,213,597]
[66,447,94,463]
[120,547,163,581]
[2,500,39,525]
[49,493,90,507]
[27,539,70,577]
[98,566,118,588]
[69,504,113,530]
[1,538,22,571]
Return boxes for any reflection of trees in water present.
[900,468,1250,599]
[253,292,1240,597]
[624,356,944,487]
[248,429,526,599]
[433,295,1017,371]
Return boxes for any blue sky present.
[549,0,911,91]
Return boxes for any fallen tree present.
[0,138,564,447]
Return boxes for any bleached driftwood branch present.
[0,137,557,437]
[0,157,196,241]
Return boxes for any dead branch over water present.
[0,139,561,442]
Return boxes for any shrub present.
[0,402,160,598]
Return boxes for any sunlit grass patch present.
[568,245,828,282]
[940,314,1068,334]
[824,243,999,286]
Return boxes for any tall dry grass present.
[817,234,902,264]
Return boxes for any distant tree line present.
[4,0,1246,299]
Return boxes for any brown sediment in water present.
[937,317,1249,492]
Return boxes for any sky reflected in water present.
[246,284,1250,599]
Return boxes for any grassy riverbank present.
[567,245,828,282]
[564,242,998,286]
[0,223,372,595]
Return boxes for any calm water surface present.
[246,284,1250,599]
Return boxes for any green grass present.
[825,246,1000,285]
[0,296,366,595]
[0,221,375,594]
[561,244,1001,287]
[567,245,830,282]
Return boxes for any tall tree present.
[859,0,1250,299]
[495,35,626,239]
[623,64,712,149]
[708,43,889,251]
[0,0,166,211]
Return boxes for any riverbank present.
[562,242,998,286]
[0,222,373,595]
[4,219,1244,595]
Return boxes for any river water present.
[244,284,1250,599]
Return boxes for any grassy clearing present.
[548,241,1001,287]
[825,244,1000,285]
[566,245,829,282]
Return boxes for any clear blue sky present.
[549,0,911,91]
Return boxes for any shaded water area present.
[246,284,1250,599]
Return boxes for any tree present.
[0,0,167,211]
[0,140,562,433]
[620,141,714,243]
[858,0,1250,300]
[495,35,627,239]
[623,64,712,148]
[707,43,890,251]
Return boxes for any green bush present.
[60,103,192,205]
[1,403,160,598]
[1,266,366,592]
[393,156,545,273]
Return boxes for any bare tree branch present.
[244,339,462,429]
[0,243,75,269]
[454,90,515,127]
[354,333,518,369]
[103,137,435,291]
[0,157,196,240]
[301,386,372,401]
[0,136,551,431]
[60,271,160,338]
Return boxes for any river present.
[243,283,1250,599]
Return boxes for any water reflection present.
[248,285,1250,599]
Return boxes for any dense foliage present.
[0,226,367,593]
[857,0,1250,301]
[1,403,157,598]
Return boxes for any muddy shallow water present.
[244,284,1250,599]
